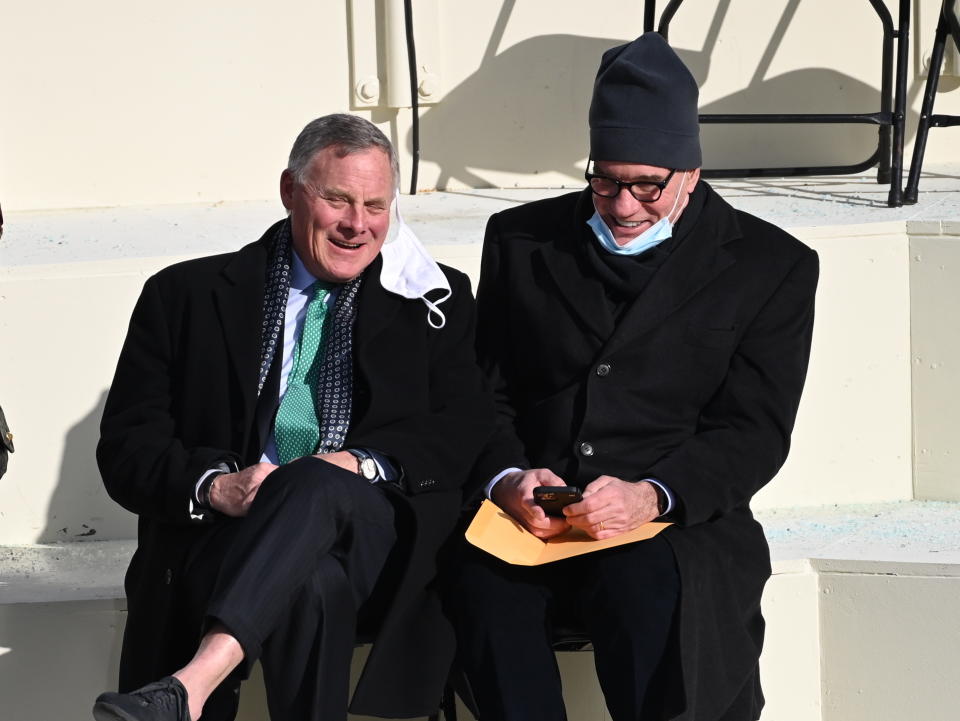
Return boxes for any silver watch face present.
[359,456,378,480]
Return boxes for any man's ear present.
[280,169,295,210]
[686,168,701,193]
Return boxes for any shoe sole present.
[92,701,139,721]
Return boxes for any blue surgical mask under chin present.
[587,211,673,256]
[587,172,687,256]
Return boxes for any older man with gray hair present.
[92,114,493,721]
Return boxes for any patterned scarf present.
[258,219,362,453]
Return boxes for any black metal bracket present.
[904,0,960,204]
[644,0,911,207]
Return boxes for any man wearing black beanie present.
[447,33,819,721]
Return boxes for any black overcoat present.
[472,183,819,720]
[97,222,494,718]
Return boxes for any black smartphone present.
[533,486,583,517]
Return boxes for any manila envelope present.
[465,499,671,566]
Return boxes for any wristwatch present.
[348,448,381,482]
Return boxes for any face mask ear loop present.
[385,190,403,245]
[423,287,451,329]
[666,171,688,224]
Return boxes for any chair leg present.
[905,3,951,203]
[427,680,460,721]
[440,681,459,721]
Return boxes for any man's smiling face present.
[280,145,394,283]
[591,160,699,246]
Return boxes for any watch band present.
[347,448,381,482]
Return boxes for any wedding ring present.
[599,520,605,531]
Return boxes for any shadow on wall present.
[40,389,136,543]
[413,31,615,189]
[410,0,919,189]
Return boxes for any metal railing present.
[645,0,912,207]
[904,0,960,204]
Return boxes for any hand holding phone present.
[533,485,583,517]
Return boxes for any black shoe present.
[92,676,191,721]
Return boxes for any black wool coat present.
[472,183,819,720]
[97,222,494,718]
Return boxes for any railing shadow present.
[409,0,921,189]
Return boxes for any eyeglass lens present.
[589,176,664,201]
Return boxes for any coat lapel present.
[349,255,402,439]
[601,186,740,355]
[213,235,270,431]
[534,193,615,344]
[354,255,401,354]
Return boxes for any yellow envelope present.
[465,499,671,566]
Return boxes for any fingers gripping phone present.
[533,486,583,517]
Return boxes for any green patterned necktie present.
[274,282,333,464]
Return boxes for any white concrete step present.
[4,167,960,268]
[2,500,959,721]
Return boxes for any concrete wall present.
[909,220,960,501]
[816,560,960,721]
[7,557,957,721]
[755,223,914,510]
[0,599,125,721]
[0,566,822,721]
[3,0,960,209]
[0,257,184,544]
[755,563,823,721]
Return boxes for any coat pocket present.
[683,323,737,350]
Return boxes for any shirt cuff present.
[189,461,235,520]
[485,467,524,500]
[640,477,675,517]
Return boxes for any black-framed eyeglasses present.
[585,167,677,203]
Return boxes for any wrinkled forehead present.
[316,144,400,194]
[304,146,396,197]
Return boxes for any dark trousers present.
[180,456,398,721]
[446,534,680,721]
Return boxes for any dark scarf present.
[579,181,707,318]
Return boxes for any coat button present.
[164,568,173,585]
[596,363,611,377]
[579,442,595,457]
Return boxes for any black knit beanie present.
[589,32,701,168]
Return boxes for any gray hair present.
[287,114,400,191]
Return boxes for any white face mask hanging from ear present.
[587,171,688,256]
[379,190,452,328]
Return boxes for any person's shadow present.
[410,0,919,194]
[40,389,136,542]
